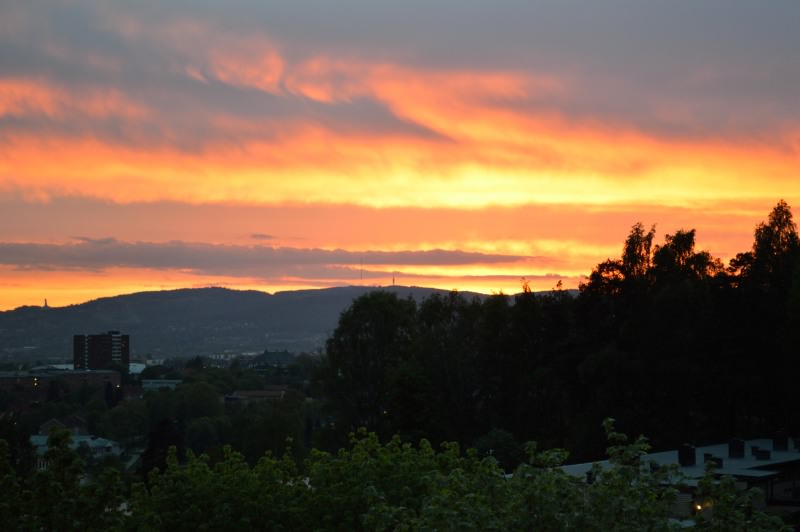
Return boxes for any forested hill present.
[0,285,489,359]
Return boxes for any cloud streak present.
[0,239,529,277]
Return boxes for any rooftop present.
[562,436,800,483]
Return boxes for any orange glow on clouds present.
[0,78,148,121]
[2,34,799,209]
[2,112,798,209]
[1,7,799,310]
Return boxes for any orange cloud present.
[2,62,797,203]
[2,19,799,210]
[2,115,798,210]
[203,41,285,93]
[2,9,799,310]
[0,78,148,120]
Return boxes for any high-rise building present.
[73,330,130,370]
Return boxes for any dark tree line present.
[318,201,800,462]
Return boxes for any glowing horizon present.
[1,1,799,310]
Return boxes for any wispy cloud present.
[1,2,797,209]
[0,239,530,278]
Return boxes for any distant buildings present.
[0,369,120,409]
[32,418,122,471]
[73,330,130,370]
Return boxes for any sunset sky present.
[1,1,799,310]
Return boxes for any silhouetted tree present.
[621,222,656,281]
[414,292,483,444]
[652,228,722,285]
[322,291,417,440]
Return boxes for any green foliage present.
[0,439,22,526]
[472,428,524,472]
[0,428,127,531]
[0,412,34,476]
[693,463,789,531]
[183,366,266,394]
[128,446,308,531]
[0,421,790,531]
[585,420,679,531]
[98,399,149,448]
[226,393,307,463]
[181,381,223,419]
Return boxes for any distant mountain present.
[0,286,488,360]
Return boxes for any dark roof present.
[562,437,800,483]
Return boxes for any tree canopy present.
[0,424,789,531]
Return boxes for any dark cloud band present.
[0,239,530,279]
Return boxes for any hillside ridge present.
[0,285,497,360]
